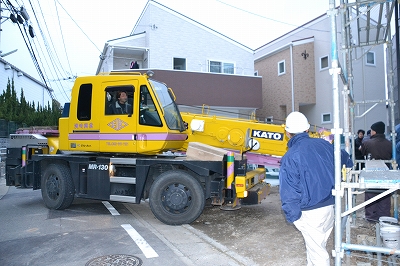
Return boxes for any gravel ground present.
[191,186,400,266]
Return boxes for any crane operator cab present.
[58,71,188,155]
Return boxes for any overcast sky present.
[1,0,337,103]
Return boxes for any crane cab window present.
[139,86,162,126]
[105,86,134,115]
[77,83,92,121]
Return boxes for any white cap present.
[285,112,310,133]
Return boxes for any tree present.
[0,78,61,130]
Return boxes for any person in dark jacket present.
[361,121,392,222]
[362,129,371,143]
[110,91,132,115]
[279,111,334,266]
[355,129,365,170]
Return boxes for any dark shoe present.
[365,217,379,223]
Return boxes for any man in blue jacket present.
[279,112,335,266]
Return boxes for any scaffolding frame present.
[331,0,398,265]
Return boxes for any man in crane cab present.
[110,91,132,115]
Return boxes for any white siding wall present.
[116,35,146,47]
[132,4,254,75]
[100,49,113,73]
[0,62,52,107]
[351,46,387,132]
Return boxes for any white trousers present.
[293,205,334,266]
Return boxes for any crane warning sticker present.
[252,130,284,141]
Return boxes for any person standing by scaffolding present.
[279,111,335,266]
[355,129,365,170]
[362,129,371,143]
[361,121,392,222]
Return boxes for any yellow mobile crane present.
[5,70,288,225]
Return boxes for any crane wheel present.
[41,163,75,210]
[149,170,205,225]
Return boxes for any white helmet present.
[285,112,310,133]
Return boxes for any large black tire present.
[149,170,205,225]
[41,164,75,210]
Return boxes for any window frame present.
[366,51,376,66]
[208,60,235,74]
[321,113,332,124]
[173,57,186,70]
[278,60,285,76]
[104,85,134,116]
[320,55,329,71]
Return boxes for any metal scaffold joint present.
[331,248,344,259]
[329,67,341,76]
[331,128,343,134]
[331,187,344,197]
[327,9,338,17]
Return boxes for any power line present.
[217,0,330,33]
[53,0,73,77]
[3,0,57,102]
[55,0,102,54]
[20,21,57,101]
[29,0,71,101]
[34,0,71,78]
[4,0,103,105]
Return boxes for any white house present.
[95,0,262,119]
[96,1,255,76]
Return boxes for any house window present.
[321,113,331,124]
[366,51,375,66]
[320,55,329,70]
[209,60,234,74]
[174,58,186,70]
[278,60,285,75]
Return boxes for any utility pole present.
[1,1,2,55]
[0,2,18,58]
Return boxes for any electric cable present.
[55,0,102,53]
[18,18,56,101]
[217,0,330,33]
[30,33,68,102]
[29,0,71,101]
[4,0,57,102]
[33,0,71,78]
[53,0,73,77]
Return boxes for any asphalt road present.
[0,176,257,266]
